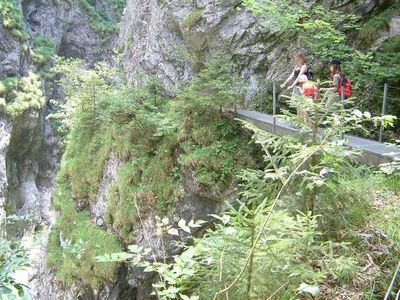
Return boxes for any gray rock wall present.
[0,0,120,298]
[119,0,398,93]
[0,114,12,234]
[118,0,296,92]
[22,0,117,63]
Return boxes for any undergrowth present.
[0,73,46,118]
[356,3,399,48]
[31,35,55,66]
[78,0,126,37]
[0,0,27,40]
[47,57,256,287]
[46,173,121,288]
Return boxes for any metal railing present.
[384,264,400,300]
[262,82,400,143]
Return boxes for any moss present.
[0,0,27,40]
[0,73,46,119]
[104,104,180,243]
[125,30,133,49]
[47,175,122,289]
[31,35,55,66]
[181,8,204,29]
[180,119,255,193]
[111,0,126,16]
[48,58,258,287]
[78,0,126,37]
[63,128,111,203]
[355,4,399,47]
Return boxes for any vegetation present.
[46,57,256,287]
[242,0,400,139]
[0,73,46,119]
[31,35,55,66]
[0,0,396,297]
[78,0,126,37]
[356,3,399,48]
[0,238,30,298]
[0,0,27,40]
[97,93,400,299]
[47,174,122,288]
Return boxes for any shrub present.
[48,57,258,291]
[0,238,30,298]
[78,0,126,37]
[0,0,26,39]
[31,35,55,66]
[0,73,46,118]
[178,57,242,121]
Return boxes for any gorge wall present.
[118,0,399,92]
[1,0,400,299]
[0,0,121,298]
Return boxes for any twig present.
[132,194,162,300]
[212,146,322,299]
[265,282,289,300]
[218,248,229,300]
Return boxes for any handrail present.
[384,264,400,300]
[260,82,400,143]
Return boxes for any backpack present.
[338,73,352,98]
[306,71,313,81]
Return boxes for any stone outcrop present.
[0,16,27,78]
[0,114,12,233]
[0,0,120,298]
[118,0,293,92]
[119,0,398,93]
[22,0,117,63]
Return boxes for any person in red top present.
[297,74,318,123]
[320,59,352,106]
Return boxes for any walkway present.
[236,109,400,166]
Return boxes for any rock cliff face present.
[0,0,115,228]
[1,0,400,299]
[0,0,120,298]
[0,114,11,231]
[119,0,397,93]
[22,0,117,63]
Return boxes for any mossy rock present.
[181,8,204,29]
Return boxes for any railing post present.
[379,83,389,143]
[273,83,277,134]
[341,86,345,139]
[260,85,265,113]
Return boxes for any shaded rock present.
[22,0,117,63]
[0,114,12,233]
[0,15,27,78]
[90,154,123,224]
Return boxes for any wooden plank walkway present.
[236,109,400,166]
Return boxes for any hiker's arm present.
[280,70,295,88]
[320,75,340,93]
[289,65,307,89]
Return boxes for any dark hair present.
[330,59,342,75]
[330,59,341,66]
[295,52,306,65]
